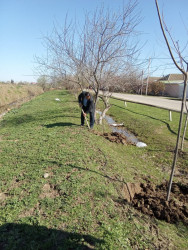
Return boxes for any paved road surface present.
[110,93,188,113]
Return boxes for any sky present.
[0,0,188,82]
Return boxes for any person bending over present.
[78,91,95,129]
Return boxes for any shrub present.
[148,81,165,96]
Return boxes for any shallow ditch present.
[0,95,35,120]
[96,111,147,147]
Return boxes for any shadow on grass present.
[111,103,188,140]
[166,97,188,101]
[60,92,70,96]
[1,110,80,127]
[66,100,78,103]
[44,122,79,128]
[0,223,104,249]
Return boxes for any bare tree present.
[35,1,141,122]
[35,21,85,91]
[155,0,188,201]
[107,66,143,94]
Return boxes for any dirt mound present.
[103,132,129,144]
[122,183,142,202]
[93,131,132,145]
[122,181,188,224]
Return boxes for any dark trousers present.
[81,108,95,128]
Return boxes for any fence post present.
[169,110,172,121]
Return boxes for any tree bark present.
[180,111,188,151]
[166,73,187,201]
[99,106,111,125]
[99,94,111,124]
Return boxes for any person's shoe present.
[80,124,84,127]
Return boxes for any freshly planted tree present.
[155,0,188,201]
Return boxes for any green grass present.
[104,97,188,171]
[0,90,187,249]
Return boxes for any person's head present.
[85,92,91,100]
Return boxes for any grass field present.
[0,90,187,249]
[106,97,188,170]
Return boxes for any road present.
[109,93,188,113]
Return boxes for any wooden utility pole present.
[145,58,151,95]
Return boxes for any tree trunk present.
[180,73,188,151]
[180,111,188,151]
[166,74,187,201]
[99,94,111,125]
[99,106,111,125]
[94,86,100,122]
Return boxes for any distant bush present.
[148,81,165,96]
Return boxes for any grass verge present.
[0,90,187,249]
[104,97,188,171]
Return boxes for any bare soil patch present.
[93,131,133,145]
[0,192,7,202]
[122,181,188,224]
[19,207,35,218]
[39,183,60,199]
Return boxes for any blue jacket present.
[78,91,95,113]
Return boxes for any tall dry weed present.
[0,84,43,106]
